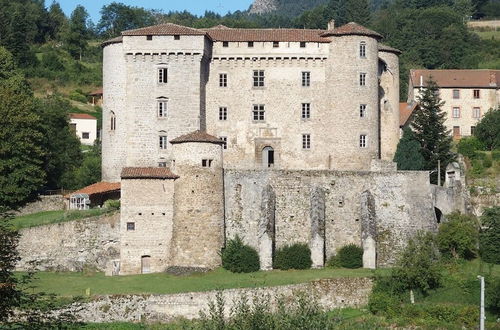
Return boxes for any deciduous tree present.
[474,107,499,150]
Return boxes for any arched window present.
[359,42,366,58]
[110,111,116,131]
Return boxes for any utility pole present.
[478,275,485,330]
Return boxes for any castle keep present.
[101,21,436,275]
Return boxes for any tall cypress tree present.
[394,127,426,170]
[411,78,455,184]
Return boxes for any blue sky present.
[57,0,254,23]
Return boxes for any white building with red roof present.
[69,113,97,146]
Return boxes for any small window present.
[301,103,310,119]
[219,73,227,87]
[473,89,480,99]
[471,126,476,135]
[174,35,180,40]
[158,100,168,117]
[159,135,168,150]
[273,41,279,48]
[302,134,311,149]
[222,41,229,47]
[158,162,167,167]
[473,107,481,119]
[158,68,168,84]
[82,132,90,139]
[359,42,366,58]
[248,41,254,48]
[300,42,306,48]
[302,72,310,87]
[202,159,213,167]
[359,135,367,148]
[127,222,135,231]
[453,89,460,99]
[110,113,116,131]
[219,107,227,121]
[253,104,265,121]
[359,73,366,86]
[360,104,367,118]
[220,136,227,149]
[452,107,460,118]
[253,70,265,87]
[146,35,153,40]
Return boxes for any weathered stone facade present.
[15,195,65,216]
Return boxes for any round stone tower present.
[169,130,225,269]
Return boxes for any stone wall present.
[15,195,65,216]
[59,277,372,323]
[16,212,120,272]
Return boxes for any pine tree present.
[63,5,90,60]
[346,0,372,26]
[411,78,455,184]
[393,127,426,170]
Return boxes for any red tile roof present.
[66,182,121,198]
[321,22,383,39]
[89,88,103,96]
[206,27,330,43]
[122,23,207,36]
[121,167,179,180]
[101,35,123,47]
[69,113,97,120]
[410,69,500,88]
[399,102,418,127]
[379,44,402,55]
[170,130,225,144]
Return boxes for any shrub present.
[473,151,487,160]
[486,277,500,317]
[69,90,87,103]
[367,291,399,316]
[471,159,484,175]
[104,199,120,210]
[483,156,492,168]
[492,149,500,161]
[221,236,259,273]
[457,136,484,159]
[333,244,363,269]
[273,243,312,270]
[326,254,342,268]
[479,207,500,264]
[437,212,479,260]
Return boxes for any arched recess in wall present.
[262,146,274,168]
[434,207,443,224]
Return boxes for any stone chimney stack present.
[328,20,335,30]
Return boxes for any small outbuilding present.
[69,113,98,146]
[89,88,103,106]
[65,182,121,210]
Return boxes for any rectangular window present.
[248,41,254,48]
[219,73,227,87]
[359,73,366,86]
[202,159,213,167]
[473,107,481,119]
[127,222,135,231]
[158,162,167,167]
[300,42,306,48]
[360,42,366,58]
[471,126,476,135]
[110,116,116,131]
[219,107,227,121]
[301,103,311,119]
[220,136,227,149]
[158,100,167,117]
[82,132,89,139]
[473,89,480,99]
[158,68,167,84]
[253,70,265,87]
[159,135,167,150]
[273,41,279,48]
[453,89,460,99]
[360,104,367,118]
[222,41,229,47]
[302,71,311,87]
[253,104,265,121]
[146,35,153,40]
[359,135,367,148]
[452,107,460,118]
[174,35,180,40]
[302,134,311,149]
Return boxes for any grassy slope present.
[12,209,114,230]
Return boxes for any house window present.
[158,100,168,117]
[248,41,254,48]
[301,103,311,119]
[273,41,279,48]
[452,107,460,118]
[222,41,229,47]
[300,42,306,48]
[471,126,476,135]
[302,134,311,149]
[253,104,265,121]
[302,71,311,87]
[146,35,153,40]
[359,42,366,58]
[359,73,366,86]
[473,89,480,99]
[219,107,227,121]
[453,89,460,99]
[219,73,227,87]
[174,35,180,40]
[359,134,367,148]
[158,68,167,83]
[110,113,116,130]
[360,104,367,118]
[202,159,213,167]
[158,162,167,167]
[82,132,90,139]
[253,70,265,87]
[127,222,135,231]
[220,136,227,149]
[473,107,481,119]
[159,135,168,149]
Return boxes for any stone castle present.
[101,21,437,275]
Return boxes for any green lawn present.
[474,30,500,40]
[12,209,114,230]
[30,267,388,298]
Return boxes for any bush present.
[330,244,363,269]
[437,212,479,260]
[368,291,399,316]
[486,277,500,317]
[104,199,120,210]
[471,159,485,175]
[492,149,500,161]
[273,243,312,270]
[473,151,487,160]
[479,207,500,264]
[483,156,492,168]
[69,90,87,103]
[457,136,484,159]
[221,236,260,273]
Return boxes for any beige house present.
[69,113,98,145]
[408,69,500,139]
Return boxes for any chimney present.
[328,20,335,30]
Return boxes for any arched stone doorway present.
[262,146,274,168]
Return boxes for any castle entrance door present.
[141,255,151,274]
[262,147,274,168]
